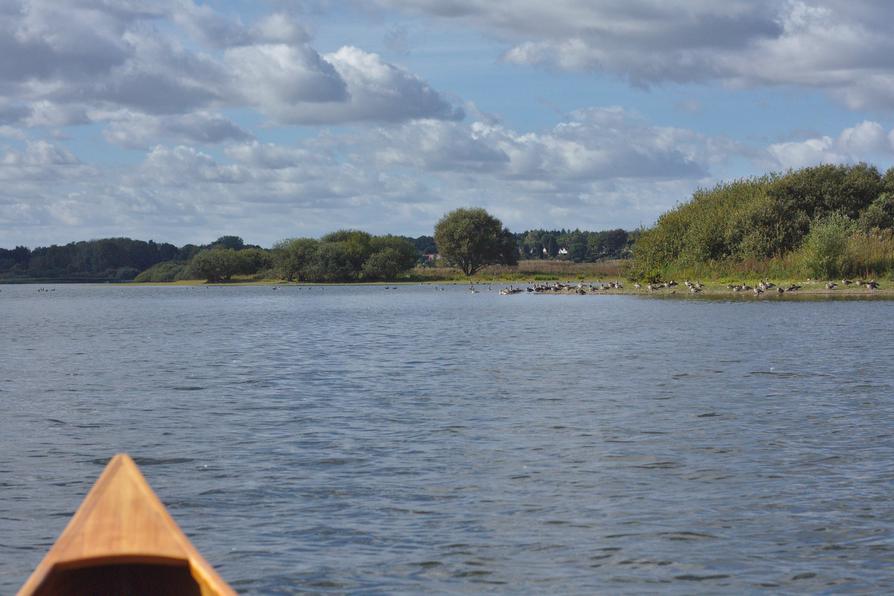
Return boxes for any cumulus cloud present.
[766,120,894,169]
[102,111,253,149]
[0,108,731,246]
[361,107,721,180]
[224,141,330,170]
[374,0,894,109]
[0,0,462,139]
[1,140,79,168]
[307,46,464,123]
[225,42,348,107]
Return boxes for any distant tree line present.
[1,215,637,283]
[0,238,184,282]
[515,228,636,262]
[0,235,270,283]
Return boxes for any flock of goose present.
[824,278,880,290]
[727,281,801,295]
[494,281,624,295]
[493,277,883,297]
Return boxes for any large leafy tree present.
[434,208,515,276]
[189,248,240,282]
[273,238,320,281]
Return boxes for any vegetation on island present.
[632,163,894,281]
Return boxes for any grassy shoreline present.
[122,277,894,298]
[6,259,892,298]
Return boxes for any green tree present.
[189,248,240,282]
[211,235,245,251]
[320,230,373,271]
[500,228,519,266]
[235,248,271,275]
[362,248,411,280]
[368,236,418,274]
[434,208,514,276]
[273,238,320,281]
[564,230,587,262]
[307,242,356,282]
[543,234,559,258]
[858,193,894,232]
[522,231,543,259]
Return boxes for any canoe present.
[18,454,235,596]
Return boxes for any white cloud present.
[224,141,330,170]
[141,145,246,185]
[766,120,894,169]
[837,121,887,154]
[0,126,26,140]
[225,42,348,107]
[1,140,79,168]
[374,0,894,109]
[0,108,730,246]
[361,107,721,181]
[767,136,842,170]
[231,45,464,124]
[0,0,462,134]
[102,111,252,149]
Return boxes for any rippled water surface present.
[1,284,893,593]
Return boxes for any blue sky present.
[2,0,894,247]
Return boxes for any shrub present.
[842,229,894,278]
[798,213,855,279]
[134,261,189,282]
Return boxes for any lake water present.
[1,284,893,594]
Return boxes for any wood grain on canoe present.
[18,454,235,596]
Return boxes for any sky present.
[3,1,894,248]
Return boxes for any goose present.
[826,282,837,289]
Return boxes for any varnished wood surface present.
[18,454,235,595]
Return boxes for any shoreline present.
[5,278,892,299]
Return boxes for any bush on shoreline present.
[633,163,894,281]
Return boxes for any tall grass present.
[841,230,894,278]
[411,260,628,281]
